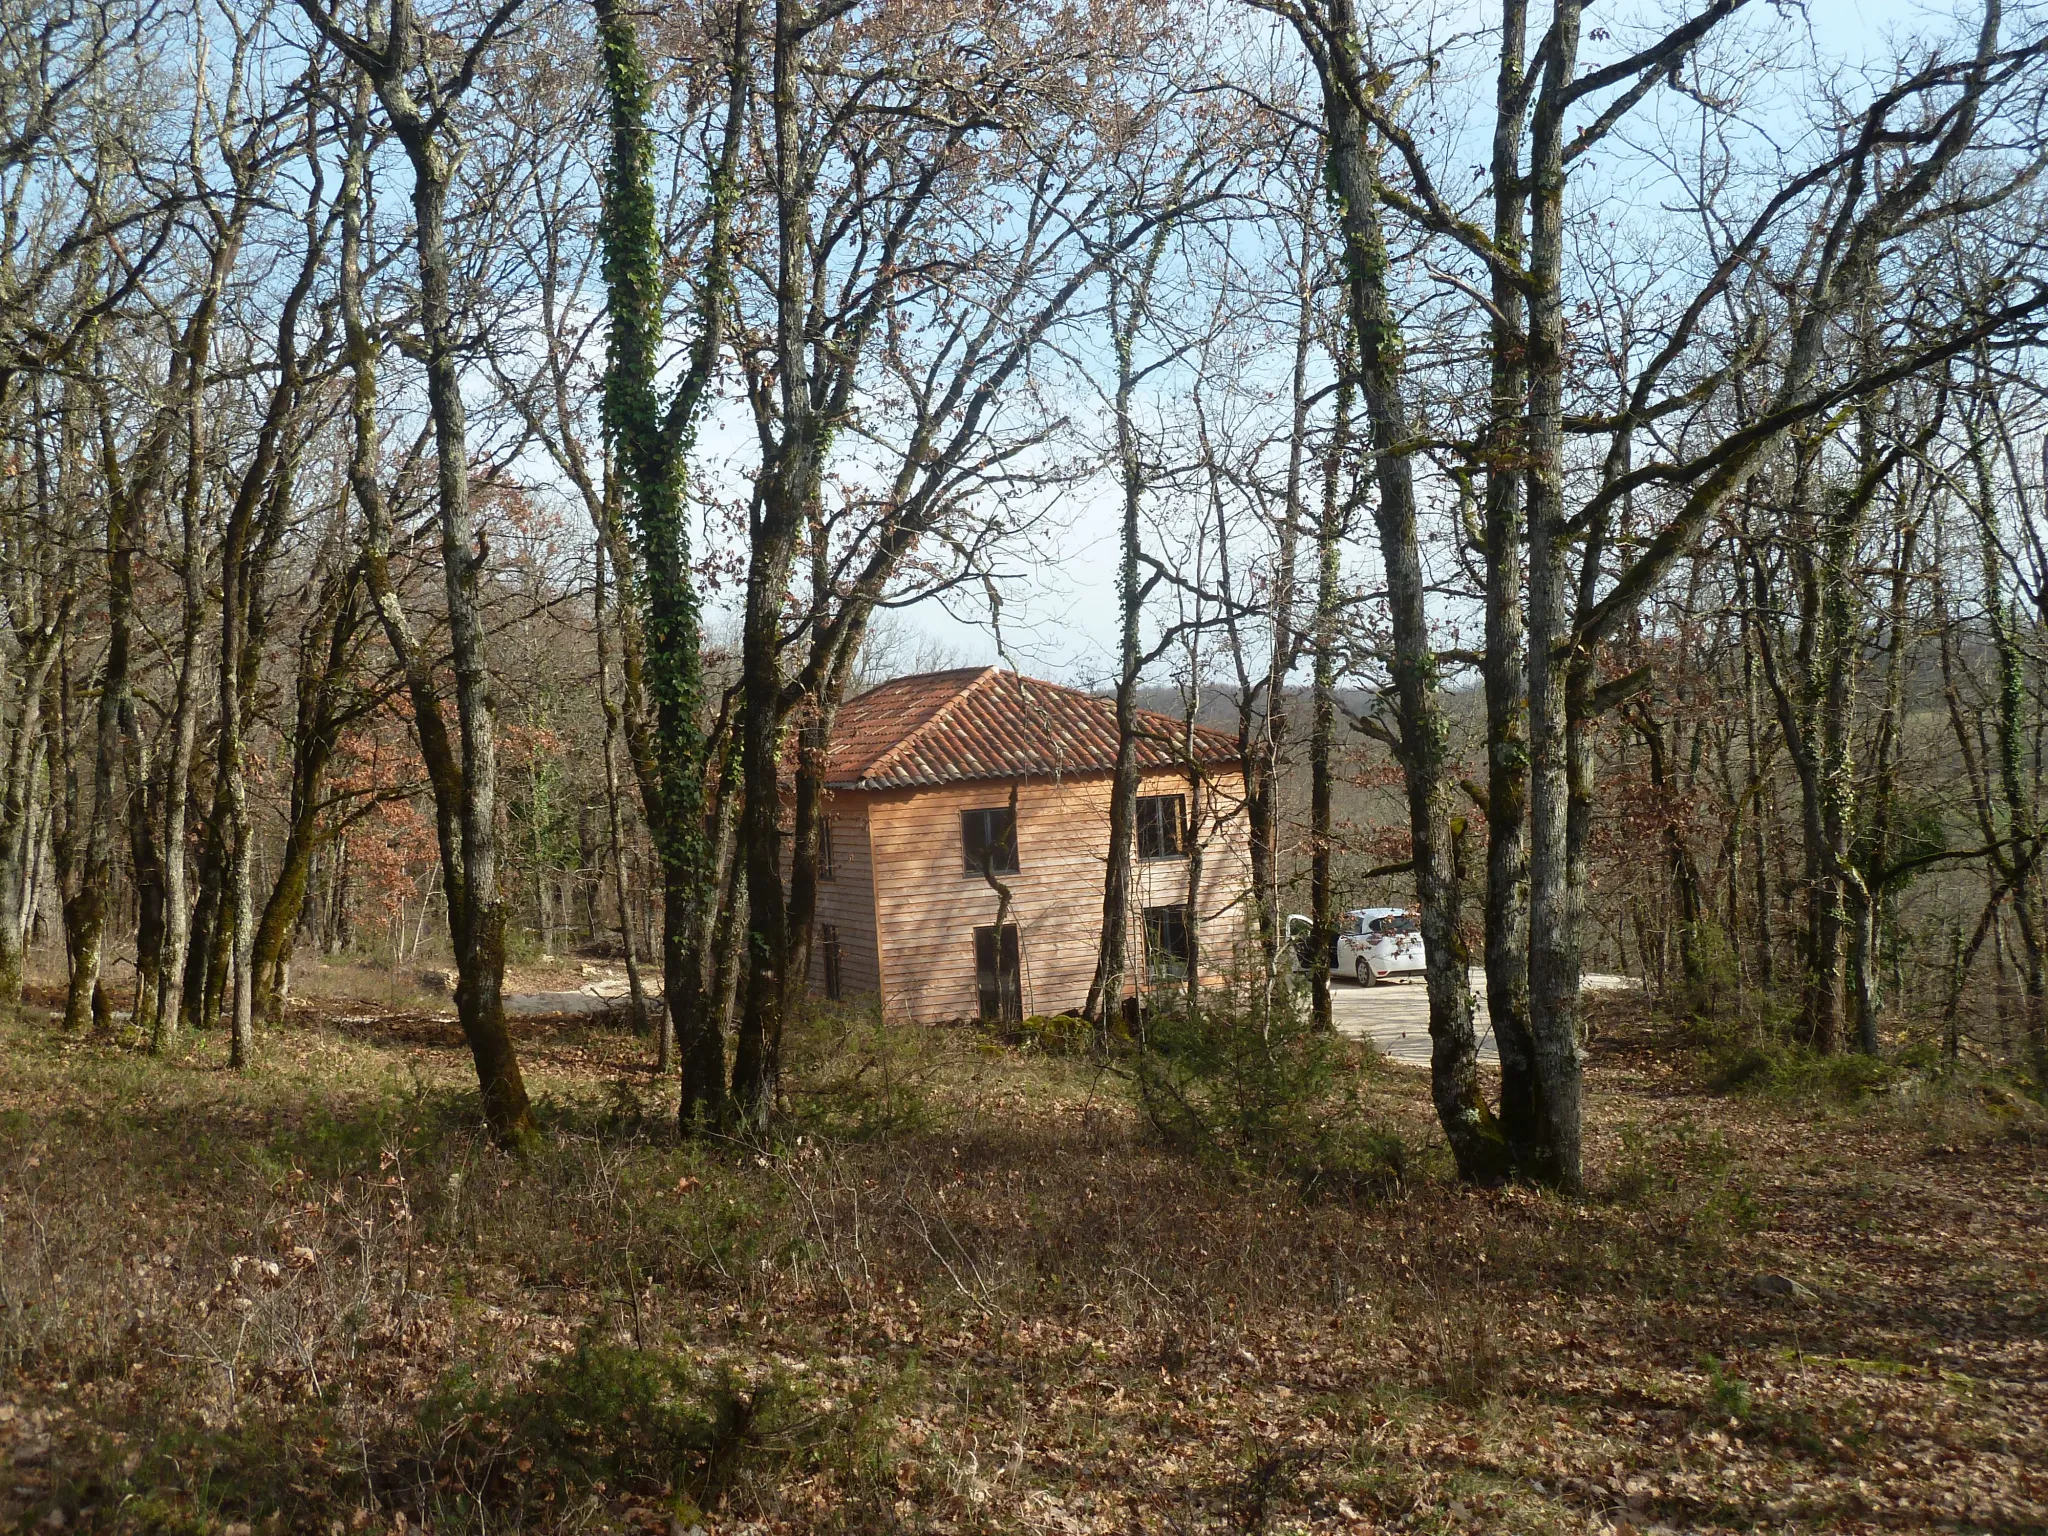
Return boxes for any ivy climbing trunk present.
[592,0,746,1131]
[1084,245,1165,1034]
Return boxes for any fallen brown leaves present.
[0,981,2039,1535]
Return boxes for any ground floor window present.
[973,923,1022,1023]
[1143,904,1192,982]
[821,923,842,1001]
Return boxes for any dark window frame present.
[1142,903,1193,981]
[974,923,1022,1023]
[1136,793,1188,860]
[961,805,1020,876]
[821,923,842,1001]
[818,814,836,881]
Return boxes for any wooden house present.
[802,666,1253,1024]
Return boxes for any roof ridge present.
[861,664,999,782]
[1127,694,1239,753]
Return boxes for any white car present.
[1286,907,1427,986]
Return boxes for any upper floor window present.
[961,805,1019,876]
[818,815,835,881]
[1136,794,1187,859]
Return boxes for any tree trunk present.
[1242,240,1311,979]
[1810,481,1863,1056]
[124,715,163,1040]
[330,84,533,1142]
[594,529,655,1051]
[45,630,105,1033]
[1965,395,2048,1084]
[220,679,254,1065]
[729,0,827,1133]
[410,136,526,1135]
[683,727,742,1127]
[0,632,57,1004]
[704,757,749,1073]
[159,688,205,1010]
[73,401,130,1035]
[1734,546,1776,992]
[218,465,257,1066]
[1084,250,1157,1034]
[251,566,356,1025]
[182,813,224,1031]
[1482,0,1538,1171]
[1184,766,1205,1017]
[1311,14,1506,1181]
[253,814,318,1022]
[1306,376,1343,1037]
[252,559,359,1026]
[156,332,214,1047]
[1523,0,1587,1190]
[1853,510,1918,1054]
[731,476,802,1128]
[591,0,744,1129]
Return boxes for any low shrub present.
[780,999,942,1140]
[1127,982,1405,1197]
[1669,920,1743,1020]
[1708,1040,1904,1101]
[425,1339,794,1521]
[1703,1354,1753,1422]
[1602,1116,1762,1261]
[1608,1120,1665,1206]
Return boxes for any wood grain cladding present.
[806,768,1252,1023]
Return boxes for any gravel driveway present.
[1331,969,1634,1065]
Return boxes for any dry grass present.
[0,982,2042,1535]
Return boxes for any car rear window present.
[1370,915,1419,936]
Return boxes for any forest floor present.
[0,967,2043,1536]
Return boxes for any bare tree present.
[1260,0,1507,1181]
[313,18,537,1138]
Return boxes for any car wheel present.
[1356,957,1374,987]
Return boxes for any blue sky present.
[703,0,1981,687]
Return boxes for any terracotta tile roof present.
[827,666,1240,790]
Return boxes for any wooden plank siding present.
[847,767,1254,1024]
[800,796,883,1000]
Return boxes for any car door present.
[1331,915,1358,975]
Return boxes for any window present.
[961,806,1019,876]
[1136,794,1186,859]
[818,815,836,881]
[1369,913,1419,937]
[973,924,1022,1023]
[821,923,842,1001]
[1142,904,1192,982]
